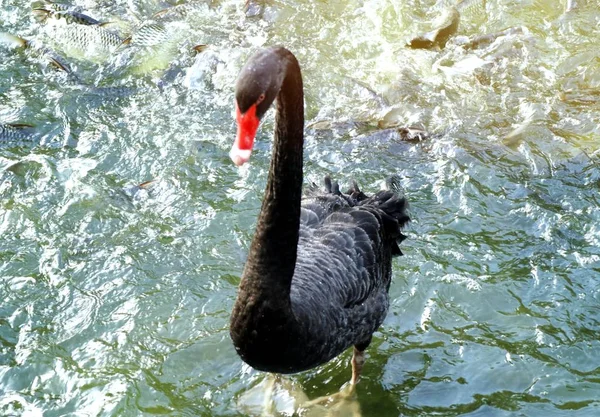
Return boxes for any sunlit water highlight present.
[1,0,599,415]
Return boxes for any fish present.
[120,19,194,74]
[33,8,124,61]
[458,27,524,50]
[45,23,123,60]
[408,7,460,50]
[0,124,38,144]
[79,84,138,99]
[456,0,486,22]
[33,7,103,26]
[408,0,487,50]
[33,0,72,12]
[0,32,74,75]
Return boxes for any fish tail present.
[0,32,28,49]
[32,8,52,23]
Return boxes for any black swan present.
[229,47,409,385]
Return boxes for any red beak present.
[230,103,259,166]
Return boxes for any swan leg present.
[300,346,366,410]
[351,346,365,386]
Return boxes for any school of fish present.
[1,0,208,145]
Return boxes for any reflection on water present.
[1,0,599,416]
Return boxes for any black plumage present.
[229,47,409,377]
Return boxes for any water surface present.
[1,0,599,415]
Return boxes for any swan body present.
[229,47,409,376]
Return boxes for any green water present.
[1,0,599,415]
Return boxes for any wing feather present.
[289,177,409,355]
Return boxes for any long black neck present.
[244,50,304,299]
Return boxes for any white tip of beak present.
[230,146,252,166]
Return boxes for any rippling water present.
[1,0,599,415]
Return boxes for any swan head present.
[230,48,286,166]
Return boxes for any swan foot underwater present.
[229,46,409,410]
[238,373,362,416]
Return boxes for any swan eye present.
[256,93,266,104]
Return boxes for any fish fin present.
[152,9,169,19]
[48,57,71,73]
[112,36,131,53]
[0,32,28,49]
[138,180,155,189]
[193,44,207,54]
[98,21,116,28]
[6,123,35,129]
